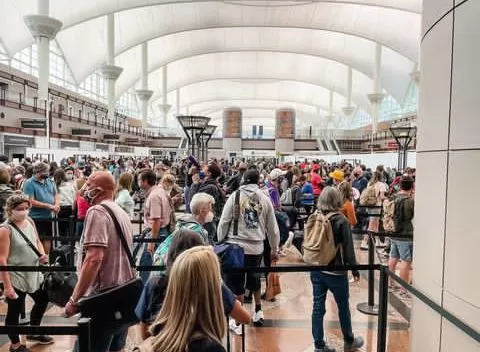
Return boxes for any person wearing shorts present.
[218,169,280,328]
[388,175,415,297]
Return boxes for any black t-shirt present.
[189,338,226,352]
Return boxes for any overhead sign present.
[21,119,46,129]
[104,134,120,140]
[60,140,80,149]
[367,144,381,149]
[114,146,133,153]
[125,138,139,143]
[95,143,109,151]
[72,128,91,136]
[4,135,34,146]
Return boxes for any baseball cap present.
[269,168,286,180]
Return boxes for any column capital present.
[158,103,172,115]
[99,64,123,80]
[367,93,386,104]
[342,106,355,117]
[410,70,420,85]
[136,89,154,101]
[23,15,63,40]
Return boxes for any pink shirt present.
[78,200,135,294]
[76,195,90,220]
[143,186,172,229]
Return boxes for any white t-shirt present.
[374,182,387,205]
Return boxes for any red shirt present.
[310,172,324,196]
[76,195,90,220]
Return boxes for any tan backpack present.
[359,183,378,206]
[303,212,340,265]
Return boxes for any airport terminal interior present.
[0,1,479,351]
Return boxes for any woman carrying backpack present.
[308,187,363,352]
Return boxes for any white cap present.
[269,168,286,180]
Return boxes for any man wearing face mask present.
[65,171,136,352]
[23,162,59,254]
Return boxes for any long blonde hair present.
[149,246,226,351]
[114,172,133,198]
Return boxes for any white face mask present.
[11,209,28,222]
[205,211,214,224]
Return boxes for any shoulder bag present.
[8,221,77,307]
[76,204,143,329]
[214,191,245,270]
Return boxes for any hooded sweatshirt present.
[217,184,280,255]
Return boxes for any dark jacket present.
[323,211,358,276]
[189,179,225,218]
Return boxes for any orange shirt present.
[342,200,357,227]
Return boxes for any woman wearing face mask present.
[0,194,53,352]
[54,168,76,241]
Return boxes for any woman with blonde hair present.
[135,246,226,352]
[114,172,135,217]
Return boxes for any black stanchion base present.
[357,302,379,316]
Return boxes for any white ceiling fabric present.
[0,0,421,127]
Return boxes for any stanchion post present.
[377,265,389,352]
[357,232,379,315]
[78,318,91,352]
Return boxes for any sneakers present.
[9,345,32,352]
[314,346,336,352]
[344,336,364,351]
[26,335,54,345]
[229,319,243,336]
[252,309,264,327]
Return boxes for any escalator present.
[321,139,329,151]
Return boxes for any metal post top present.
[176,115,211,129]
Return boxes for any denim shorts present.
[390,240,413,262]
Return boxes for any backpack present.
[303,212,340,265]
[382,195,408,233]
[0,186,14,220]
[359,184,377,206]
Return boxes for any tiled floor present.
[0,242,411,352]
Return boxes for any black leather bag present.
[76,204,143,329]
[8,221,77,308]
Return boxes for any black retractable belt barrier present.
[0,318,92,352]
[357,232,379,315]
[377,266,389,352]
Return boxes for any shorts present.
[225,254,263,296]
[33,219,53,239]
[389,240,413,262]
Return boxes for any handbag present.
[8,221,77,307]
[214,191,244,270]
[76,204,143,329]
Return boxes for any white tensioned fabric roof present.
[0,0,421,126]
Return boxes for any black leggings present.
[6,287,49,344]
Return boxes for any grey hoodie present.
[217,184,280,255]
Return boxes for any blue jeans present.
[139,226,169,284]
[311,272,354,348]
[74,325,128,352]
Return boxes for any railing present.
[1,212,479,352]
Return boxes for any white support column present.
[367,43,386,135]
[136,42,153,128]
[176,89,180,115]
[24,0,63,149]
[325,90,334,130]
[157,65,171,126]
[99,14,123,124]
[342,66,355,118]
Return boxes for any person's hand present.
[64,300,78,317]
[52,205,60,213]
[147,243,155,255]
[4,287,18,300]
[39,254,49,265]
[271,251,280,263]
[192,173,200,184]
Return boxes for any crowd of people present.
[0,153,415,352]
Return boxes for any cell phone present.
[199,171,205,180]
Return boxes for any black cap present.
[242,169,259,185]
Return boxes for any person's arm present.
[24,180,54,210]
[230,300,251,324]
[264,199,280,253]
[217,194,234,243]
[64,246,105,316]
[0,227,16,299]
[338,217,359,279]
